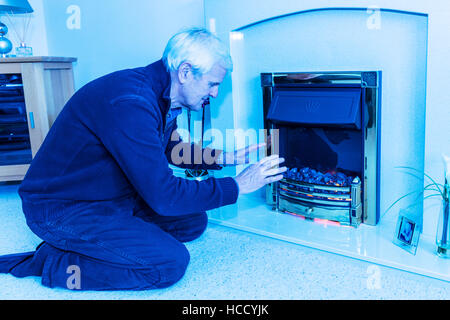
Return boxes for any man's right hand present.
[233,155,287,196]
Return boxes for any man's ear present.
[178,62,192,84]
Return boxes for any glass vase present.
[436,197,450,258]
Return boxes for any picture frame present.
[393,211,421,255]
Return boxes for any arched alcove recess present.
[229,8,428,232]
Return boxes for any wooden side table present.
[0,56,77,181]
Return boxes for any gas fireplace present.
[262,71,382,227]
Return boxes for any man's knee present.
[148,243,190,288]
[176,212,208,243]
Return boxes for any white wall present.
[39,0,206,137]
[230,9,428,228]
[41,0,205,89]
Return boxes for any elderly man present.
[0,28,286,291]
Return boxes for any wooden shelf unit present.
[0,57,77,182]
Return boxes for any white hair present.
[162,27,233,77]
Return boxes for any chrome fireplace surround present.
[262,71,382,227]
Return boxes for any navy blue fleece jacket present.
[18,60,239,216]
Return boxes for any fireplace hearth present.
[262,71,382,227]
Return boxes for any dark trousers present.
[0,195,207,291]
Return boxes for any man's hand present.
[233,155,287,195]
[217,142,267,166]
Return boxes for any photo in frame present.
[393,211,421,255]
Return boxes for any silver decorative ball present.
[0,37,12,55]
[0,23,8,36]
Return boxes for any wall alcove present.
[224,8,429,233]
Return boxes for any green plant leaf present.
[385,167,447,216]
[384,189,424,215]
[395,166,444,198]
[424,182,441,192]
[402,193,442,211]
[423,194,442,200]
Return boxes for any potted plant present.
[386,154,450,258]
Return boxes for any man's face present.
[179,63,227,111]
